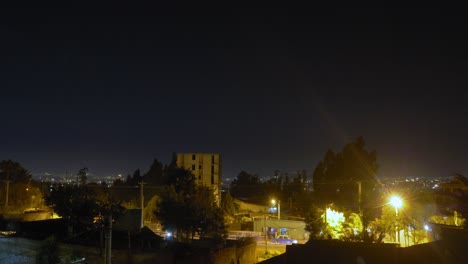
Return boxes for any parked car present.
[272,235,298,245]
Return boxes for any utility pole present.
[357,181,362,216]
[139,181,146,229]
[264,215,268,254]
[4,180,11,208]
[4,167,11,208]
[278,200,281,220]
[105,214,112,264]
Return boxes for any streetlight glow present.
[271,198,280,220]
[389,196,403,209]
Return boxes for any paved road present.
[0,237,38,264]
[0,237,100,264]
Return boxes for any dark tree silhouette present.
[0,159,32,183]
[155,168,226,242]
[77,167,88,186]
[304,205,327,239]
[44,184,98,233]
[143,158,165,185]
[312,137,381,219]
[0,160,34,208]
[230,171,262,201]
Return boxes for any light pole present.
[389,196,403,245]
[264,215,268,254]
[271,199,280,220]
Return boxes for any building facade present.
[176,153,221,205]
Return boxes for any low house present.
[253,218,307,241]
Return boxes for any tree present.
[156,185,192,241]
[191,186,227,241]
[312,137,380,217]
[165,168,196,194]
[77,167,88,186]
[0,160,33,208]
[221,191,237,216]
[121,169,143,186]
[45,183,124,235]
[144,195,160,223]
[143,159,165,185]
[44,184,99,233]
[289,171,310,215]
[304,205,327,239]
[155,169,227,242]
[342,212,364,241]
[0,159,32,183]
[230,171,262,201]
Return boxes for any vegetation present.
[155,168,227,243]
[0,159,32,183]
[44,168,124,234]
[0,159,42,210]
[77,167,88,186]
[221,191,237,216]
[230,171,262,201]
[312,137,380,211]
[304,205,327,239]
[5,143,462,249]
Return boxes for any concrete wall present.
[212,242,257,264]
[286,240,399,264]
[285,238,468,264]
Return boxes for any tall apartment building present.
[176,153,221,205]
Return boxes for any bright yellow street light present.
[389,196,403,212]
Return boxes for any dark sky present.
[1,5,467,180]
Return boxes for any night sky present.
[1,5,467,180]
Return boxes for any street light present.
[271,199,280,220]
[389,195,403,244]
[389,196,403,213]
